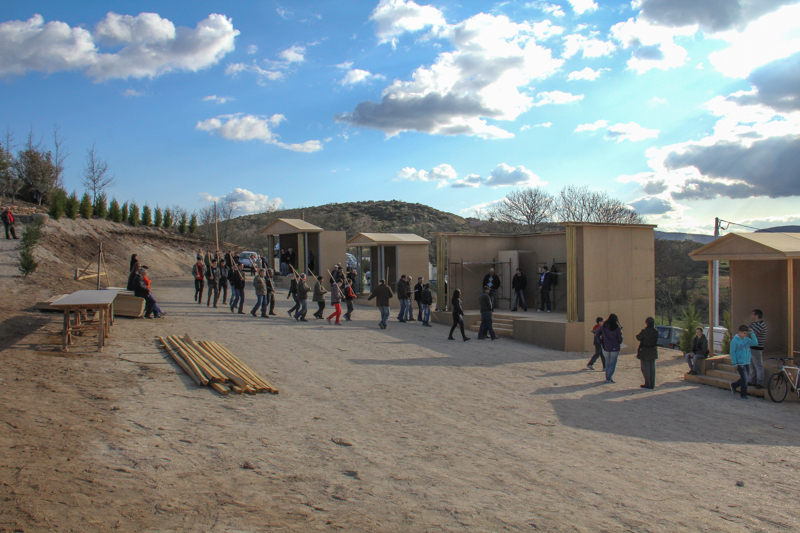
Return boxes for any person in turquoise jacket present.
[730,325,758,400]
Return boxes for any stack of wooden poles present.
[158,334,278,396]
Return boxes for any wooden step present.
[468,324,513,336]
[684,372,765,398]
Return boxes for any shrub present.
[679,304,701,353]
[178,212,188,234]
[154,206,163,227]
[93,193,108,219]
[121,202,129,223]
[108,198,122,222]
[141,204,152,226]
[65,191,79,220]
[189,213,198,234]
[48,189,66,219]
[128,202,140,227]
[163,208,173,228]
[79,192,93,219]
[18,219,44,277]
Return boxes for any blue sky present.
[2,0,799,233]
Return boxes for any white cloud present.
[370,0,447,48]
[394,163,457,184]
[225,61,283,84]
[122,88,144,97]
[335,61,353,70]
[648,96,668,107]
[637,0,795,33]
[575,119,607,132]
[202,188,282,215]
[338,11,564,139]
[196,114,323,153]
[527,2,566,18]
[534,91,584,106]
[605,122,660,142]
[247,44,258,54]
[277,6,291,20]
[567,67,608,81]
[0,12,238,80]
[460,199,503,216]
[484,163,545,187]
[562,34,615,59]
[450,173,485,188]
[567,0,598,16]
[531,20,565,41]
[277,45,306,64]
[203,94,233,104]
[339,68,385,86]
[610,17,694,73]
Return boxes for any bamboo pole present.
[182,334,248,387]
[203,341,271,391]
[158,336,204,385]
[214,201,219,256]
[199,341,267,391]
[96,243,102,290]
[208,341,278,393]
[170,336,225,382]
[164,336,209,384]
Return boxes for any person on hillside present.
[685,327,709,375]
[414,276,424,321]
[636,317,659,389]
[192,258,205,304]
[447,289,470,341]
[133,267,158,319]
[265,268,277,315]
[538,266,553,313]
[748,309,767,389]
[295,273,310,321]
[343,278,357,321]
[368,278,394,329]
[312,276,328,319]
[477,286,497,341]
[287,273,300,317]
[218,259,229,305]
[140,265,165,317]
[205,258,220,308]
[251,268,268,318]
[731,325,758,400]
[511,268,527,312]
[482,268,501,309]
[327,278,344,325]
[421,283,433,327]
[397,275,409,322]
[601,314,623,383]
[586,317,606,371]
[230,262,246,314]
[1,207,18,239]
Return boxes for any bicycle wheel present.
[768,372,789,403]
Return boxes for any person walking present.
[482,268,501,309]
[192,258,205,304]
[396,275,409,322]
[368,278,394,329]
[312,276,328,319]
[295,273,310,321]
[586,317,606,371]
[511,268,527,312]
[421,283,433,327]
[405,275,414,321]
[537,266,553,313]
[414,277,424,321]
[230,263,246,314]
[343,278,357,321]
[205,258,220,308]
[731,325,758,400]
[218,259,229,305]
[265,268,277,315]
[636,317,659,389]
[748,309,767,389]
[447,289,470,341]
[327,279,344,325]
[477,286,497,340]
[601,314,623,383]
[251,268,268,317]
[685,327,709,375]
[279,249,287,276]
[1,207,18,239]
[287,274,300,317]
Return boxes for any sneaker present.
[740,396,749,401]
[287,310,293,317]
[251,311,257,317]
[300,318,308,322]
[537,310,542,313]
[730,383,737,395]
[447,336,455,340]
[463,337,470,341]
[605,379,615,383]
[586,365,594,371]
[269,312,277,316]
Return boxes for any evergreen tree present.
[79,192,93,219]
[163,208,173,228]
[178,212,188,234]
[679,305,702,353]
[65,191,80,220]
[108,198,122,222]
[93,193,108,219]
[189,213,198,234]
[121,201,129,222]
[48,189,66,219]
[141,204,152,226]
[154,206,163,227]
[128,202,140,227]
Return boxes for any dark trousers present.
[288,295,300,315]
[315,301,325,317]
[478,311,496,339]
[143,295,157,318]
[344,299,354,320]
[417,300,423,320]
[219,283,228,304]
[194,279,204,302]
[731,365,749,398]
[3,222,17,239]
[265,292,275,314]
[206,283,219,307]
[640,359,656,388]
[588,344,606,368]
[539,288,551,311]
[448,313,468,339]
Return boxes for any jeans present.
[732,365,749,398]
[219,283,228,304]
[328,303,342,323]
[588,344,606,368]
[604,350,619,381]
[512,290,527,311]
[685,353,706,372]
[489,290,496,309]
[422,304,431,325]
[194,279,204,302]
[478,311,495,339]
[540,288,551,311]
[398,299,408,320]
[230,287,244,312]
[640,359,656,388]
[379,306,390,326]
[296,299,308,319]
[406,299,414,320]
[288,294,300,315]
[344,299,354,320]
[749,348,764,386]
[206,283,219,307]
[252,294,267,316]
[266,292,275,314]
[417,300,423,320]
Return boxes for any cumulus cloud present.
[638,0,795,33]
[528,2,566,18]
[203,94,233,104]
[122,88,144,97]
[450,173,485,188]
[0,12,238,80]
[567,0,598,16]
[533,90,584,106]
[277,45,305,64]
[225,61,283,84]
[562,34,615,59]
[394,163,457,184]
[521,122,552,131]
[370,0,446,47]
[575,119,607,132]
[627,195,676,215]
[484,163,545,187]
[610,17,693,73]
[605,122,660,142]
[337,10,563,139]
[339,68,385,86]
[196,114,323,153]
[567,67,608,81]
[202,188,282,215]
[726,52,800,112]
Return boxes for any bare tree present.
[555,185,646,224]
[52,125,69,191]
[81,144,116,202]
[489,187,555,233]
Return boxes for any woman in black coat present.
[447,289,470,341]
[636,317,659,389]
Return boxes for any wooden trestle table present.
[50,289,120,352]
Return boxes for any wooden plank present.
[789,258,795,362]
[208,341,279,394]
[169,336,224,382]
[183,335,250,389]
[210,382,230,396]
[51,289,120,308]
[200,342,268,392]
[158,336,204,386]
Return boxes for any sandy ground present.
[2,251,800,531]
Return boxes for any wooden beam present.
[436,234,446,312]
[789,258,794,362]
[566,226,578,323]
[708,260,714,355]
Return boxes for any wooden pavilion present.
[259,218,346,285]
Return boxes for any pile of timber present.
[159,334,278,396]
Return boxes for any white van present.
[703,326,728,355]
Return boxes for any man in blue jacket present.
[730,325,758,400]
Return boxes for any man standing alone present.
[482,268,501,309]
[511,268,527,312]
[748,309,767,389]
[368,279,394,329]
[477,286,497,340]
[1,207,18,239]
[538,266,552,313]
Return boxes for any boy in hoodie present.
[730,325,758,400]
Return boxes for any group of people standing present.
[483,265,555,313]
[586,314,657,388]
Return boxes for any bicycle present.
[767,357,800,403]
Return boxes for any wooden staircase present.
[683,355,766,398]
[468,316,514,337]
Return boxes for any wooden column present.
[297,233,305,280]
[708,260,714,355]
[789,258,795,362]
[566,226,578,323]
[436,234,446,312]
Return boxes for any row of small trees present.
[48,190,198,234]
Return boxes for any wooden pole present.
[96,242,102,290]
[788,258,794,362]
[214,201,219,255]
[708,260,714,355]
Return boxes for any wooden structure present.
[75,243,110,288]
[347,233,429,302]
[50,289,119,352]
[432,223,656,353]
[259,218,346,287]
[689,232,800,361]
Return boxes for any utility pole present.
[214,201,219,256]
[713,217,720,327]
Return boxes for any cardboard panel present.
[319,231,347,288]
[731,260,786,352]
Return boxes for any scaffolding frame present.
[448,259,513,311]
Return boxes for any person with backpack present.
[191,258,205,304]
[343,278,357,321]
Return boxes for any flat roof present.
[259,218,323,235]
[690,232,800,261]
[347,233,430,246]
[432,222,656,237]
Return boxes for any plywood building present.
[432,223,656,353]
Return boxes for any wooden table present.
[50,290,120,352]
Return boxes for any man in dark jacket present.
[396,275,409,322]
[511,268,527,312]
[265,268,277,315]
[414,277,424,321]
[230,263,246,314]
[482,268,501,309]
[636,317,659,389]
[477,286,497,340]
[537,266,553,313]
[218,259,229,304]
[295,273,310,321]
[685,327,709,375]
[205,258,220,308]
[133,267,157,319]
[368,278,394,329]
[2,207,18,239]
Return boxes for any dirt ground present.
[2,224,800,532]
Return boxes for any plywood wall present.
[730,259,791,353]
